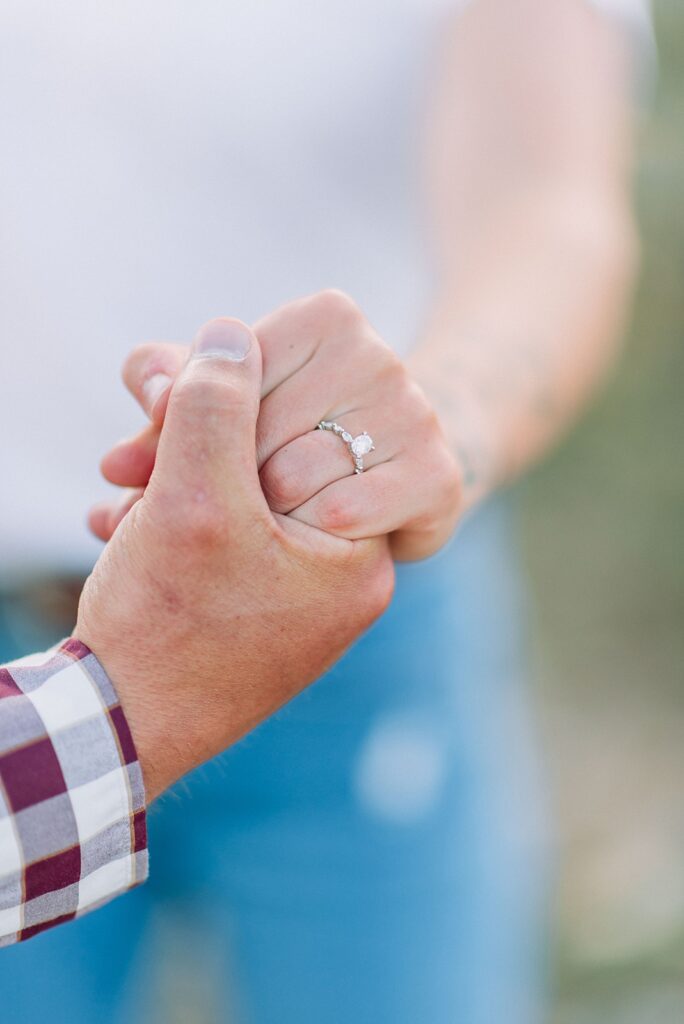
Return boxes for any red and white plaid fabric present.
[0,638,148,945]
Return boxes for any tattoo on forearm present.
[412,330,569,503]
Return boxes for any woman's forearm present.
[410,0,640,512]
[408,183,638,510]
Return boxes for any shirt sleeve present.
[0,638,148,946]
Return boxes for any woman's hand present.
[94,291,463,561]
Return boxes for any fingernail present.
[143,372,172,415]
[191,318,252,362]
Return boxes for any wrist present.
[72,620,180,802]
[407,353,500,512]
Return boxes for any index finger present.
[122,341,189,425]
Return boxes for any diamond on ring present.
[317,420,375,474]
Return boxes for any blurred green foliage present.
[521,1,684,1019]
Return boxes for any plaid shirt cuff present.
[0,638,148,946]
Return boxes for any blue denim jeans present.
[0,503,550,1023]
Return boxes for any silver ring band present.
[317,420,375,474]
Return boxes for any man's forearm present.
[0,641,147,945]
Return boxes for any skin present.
[76,322,394,801]
[94,291,462,562]
[92,0,638,558]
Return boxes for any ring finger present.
[259,413,396,515]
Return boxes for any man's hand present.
[75,318,394,800]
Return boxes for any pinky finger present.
[88,488,144,542]
[288,461,456,561]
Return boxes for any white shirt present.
[0,0,649,577]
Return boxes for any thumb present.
[151,317,267,523]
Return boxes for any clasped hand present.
[76,291,462,800]
[94,289,462,562]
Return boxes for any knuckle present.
[173,375,251,424]
[411,449,461,532]
[310,288,363,326]
[439,451,463,508]
[260,456,301,511]
[317,495,359,534]
[368,345,411,392]
[427,442,462,511]
[122,342,159,387]
[176,495,230,550]
[361,554,396,622]
[404,377,435,418]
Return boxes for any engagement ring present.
[317,420,375,474]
